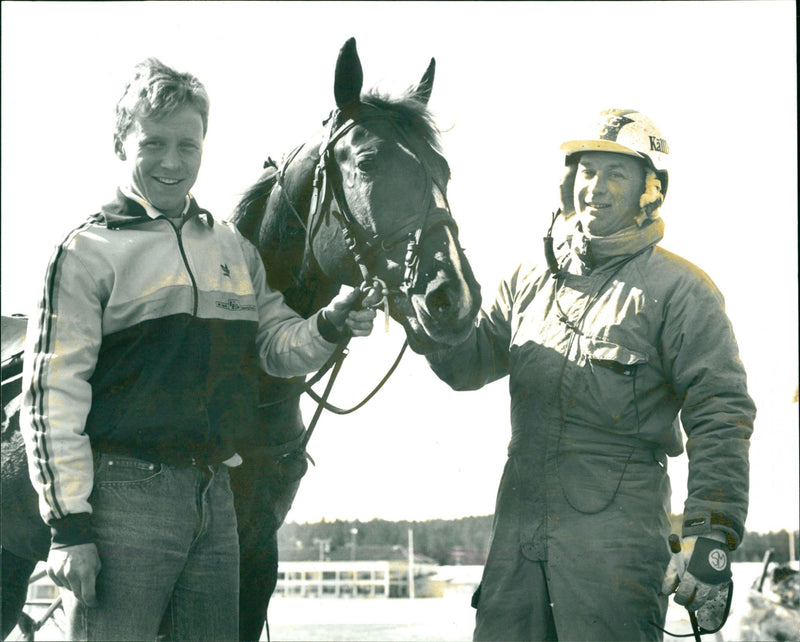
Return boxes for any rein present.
[304,338,408,415]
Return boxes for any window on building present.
[28,583,59,602]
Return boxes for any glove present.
[662,534,731,612]
[694,583,733,633]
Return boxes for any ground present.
[6,562,782,641]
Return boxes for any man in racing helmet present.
[426,108,754,640]
[558,108,669,234]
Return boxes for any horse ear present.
[334,37,363,112]
[414,58,436,105]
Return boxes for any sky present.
[2,1,797,534]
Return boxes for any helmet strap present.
[544,209,563,276]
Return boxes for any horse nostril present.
[426,286,453,319]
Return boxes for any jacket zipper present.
[168,218,210,453]
[168,220,199,316]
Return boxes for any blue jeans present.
[63,454,239,641]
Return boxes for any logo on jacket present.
[220,263,231,278]
[216,299,256,312]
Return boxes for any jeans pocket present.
[93,454,164,486]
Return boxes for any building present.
[275,545,439,599]
[429,565,483,598]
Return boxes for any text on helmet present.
[649,136,670,154]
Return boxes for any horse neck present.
[263,142,342,318]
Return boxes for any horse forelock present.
[361,90,442,154]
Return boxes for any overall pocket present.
[578,338,649,433]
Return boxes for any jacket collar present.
[566,217,664,271]
[101,189,214,229]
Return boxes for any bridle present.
[265,105,462,453]
[279,105,460,300]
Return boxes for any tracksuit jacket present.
[427,217,755,639]
[21,191,340,546]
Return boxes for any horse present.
[2,315,50,640]
[0,37,482,641]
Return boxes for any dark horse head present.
[232,38,481,353]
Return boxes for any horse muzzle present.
[402,267,480,351]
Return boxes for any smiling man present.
[20,58,377,641]
[573,152,646,237]
[426,109,755,640]
[117,107,204,217]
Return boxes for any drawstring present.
[552,246,652,514]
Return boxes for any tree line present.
[278,515,799,565]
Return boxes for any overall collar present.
[567,216,665,271]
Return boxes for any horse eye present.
[356,157,376,173]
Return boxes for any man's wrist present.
[317,310,347,343]
[682,512,743,550]
[50,512,93,549]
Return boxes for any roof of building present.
[280,544,438,565]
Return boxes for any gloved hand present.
[47,542,101,607]
[661,533,731,612]
[321,286,382,338]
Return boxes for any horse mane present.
[229,158,280,246]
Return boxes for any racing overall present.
[427,217,754,640]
